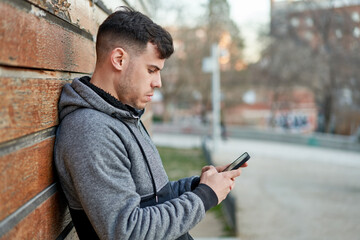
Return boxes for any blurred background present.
[143,0,360,239]
[141,0,360,141]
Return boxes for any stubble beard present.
[117,61,144,110]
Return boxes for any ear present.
[110,48,127,71]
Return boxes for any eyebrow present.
[148,64,162,71]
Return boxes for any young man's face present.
[117,42,165,110]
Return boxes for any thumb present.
[202,165,211,171]
[204,165,218,174]
[223,169,242,179]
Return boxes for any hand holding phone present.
[222,152,250,172]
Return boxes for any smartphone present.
[222,152,250,172]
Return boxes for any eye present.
[148,69,155,74]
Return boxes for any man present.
[54,6,246,240]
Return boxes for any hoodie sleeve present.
[169,176,199,195]
[55,113,207,240]
[170,177,218,212]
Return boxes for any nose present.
[151,74,162,88]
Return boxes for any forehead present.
[135,42,165,69]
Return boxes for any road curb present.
[201,137,238,234]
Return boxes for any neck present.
[90,67,119,100]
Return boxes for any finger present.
[201,165,212,173]
[240,162,248,168]
[202,165,217,174]
[223,169,242,179]
[201,165,215,172]
[215,164,230,172]
[231,181,235,190]
[229,180,235,190]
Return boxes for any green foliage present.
[209,204,237,237]
[152,115,164,123]
[157,146,236,237]
[157,147,205,181]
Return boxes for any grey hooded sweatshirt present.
[54,77,218,240]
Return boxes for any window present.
[352,12,360,23]
[335,29,343,39]
[305,17,313,27]
[290,17,300,27]
[304,31,313,40]
[353,27,360,38]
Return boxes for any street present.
[211,138,360,240]
[153,133,360,240]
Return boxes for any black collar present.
[79,76,144,117]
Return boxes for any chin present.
[135,104,146,110]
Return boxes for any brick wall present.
[0,0,151,238]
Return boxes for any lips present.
[146,93,153,101]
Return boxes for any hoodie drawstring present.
[119,119,159,203]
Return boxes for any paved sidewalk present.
[210,138,360,240]
[153,133,360,240]
[190,213,237,239]
[194,238,239,240]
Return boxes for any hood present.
[58,77,138,121]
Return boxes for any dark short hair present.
[96,6,174,61]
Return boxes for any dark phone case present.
[222,152,250,171]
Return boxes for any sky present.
[102,0,271,63]
[154,0,271,63]
[228,0,271,62]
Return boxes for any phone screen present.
[222,152,250,172]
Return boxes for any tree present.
[153,0,245,123]
[252,0,360,134]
